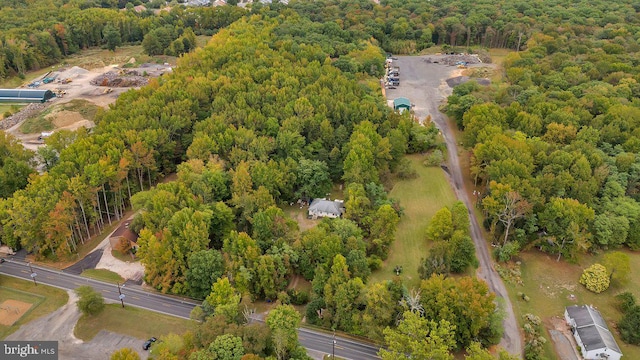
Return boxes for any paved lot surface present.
[6,291,148,360]
[385,55,522,357]
[64,249,103,275]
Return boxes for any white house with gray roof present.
[308,198,344,219]
[564,305,622,360]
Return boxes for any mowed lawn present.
[80,269,124,284]
[370,154,457,288]
[505,250,640,360]
[0,275,69,339]
[74,303,194,341]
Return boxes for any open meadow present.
[369,154,457,288]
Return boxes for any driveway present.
[385,55,522,356]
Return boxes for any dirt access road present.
[385,55,523,357]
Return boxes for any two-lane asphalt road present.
[0,259,199,319]
[298,327,381,360]
[0,259,382,359]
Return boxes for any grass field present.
[74,303,194,341]
[0,104,24,120]
[111,249,136,262]
[505,251,640,359]
[487,48,513,67]
[0,275,69,339]
[80,269,124,284]
[369,154,457,288]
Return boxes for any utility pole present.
[332,330,336,359]
[117,282,125,308]
[28,262,37,286]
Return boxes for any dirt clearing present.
[49,110,85,127]
[0,300,32,326]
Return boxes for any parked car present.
[389,80,400,86]
[0,258,5,263]
[143,337,157,350]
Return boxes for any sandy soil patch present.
[7,291,83,345]
[95,242,144,282]
[47,110,85,127]
[0,300,32,326]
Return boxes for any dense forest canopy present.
[287,0,640,53]
[442,3,640,261]
[0,0,247,78]
[3,0,640,79]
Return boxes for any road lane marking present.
[74,282,82,286]
[102,290,111,293]
[163,303,171,307]
[21,270,29,274]
[132,296,140,300]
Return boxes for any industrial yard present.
[0,61,172,150]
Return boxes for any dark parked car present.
[0,258,5,263]
[143,337,157,350]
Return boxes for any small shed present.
[564,305,622,360]
[0,89,55,103]
[109,222,139,252]
[308,198,345,219]
[393,97,411,113]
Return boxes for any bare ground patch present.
[48,110,86,128]
[0,300,32,326]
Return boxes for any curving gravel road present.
[385,55,523,357]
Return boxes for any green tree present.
[75,285,105,316]
[619,305,640,345]
[379,311,456,360]
[538,197,595,261]
[295,158,332,200]
[420,275,498,348]
[426,207,453,241]
[449,231,477,273]
[603,251,631,286]
[191,334,244,360]
[343,183,371,225]
[186,249,225,300]
[419,242,451,279]
[369,204,399,259]
[265,304,302,360]
[579,263,610,293]
[204,277,240,320]
[360,282,398,341]
[103,23,121,51]
[110,347,140,360]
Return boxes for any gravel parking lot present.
[384,55,471,123]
